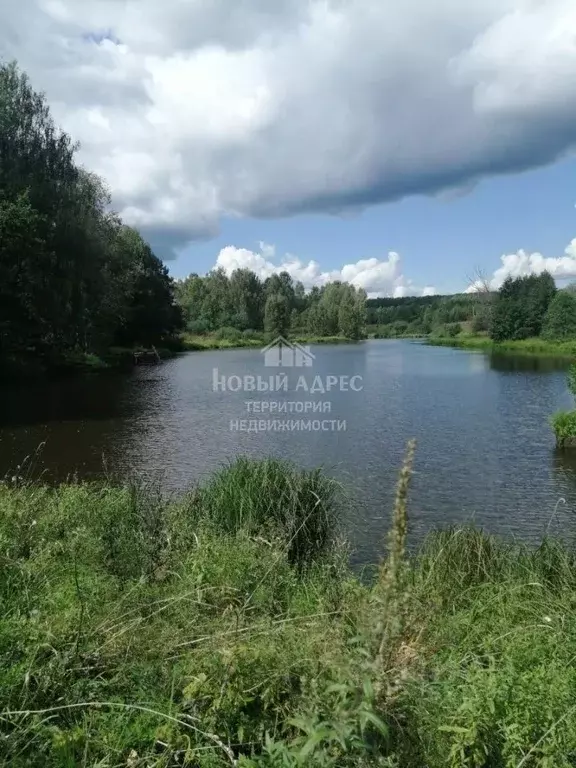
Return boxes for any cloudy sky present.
[2,0,576,296]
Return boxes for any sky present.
[2,0,576,297]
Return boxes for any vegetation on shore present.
[175,271,367,341]
[368,274,576,357]
[4,451,576,766]
[182,330,359,351]
[551,365,576,447]
[0,62,184,380]
[427,333,576,358]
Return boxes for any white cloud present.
[3,0,576,253]
[467,238,576,291]
[213,243,429,297]
[421,286,437,297]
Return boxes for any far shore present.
[426,333,576,358]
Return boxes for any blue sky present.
[172,156,576,294]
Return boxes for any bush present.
[433,322,461,338]
[186,318,211,334]
[8,456,576,766]
[551,410,576,446]
[242,328,264,340]
[471,309,491,333]
[213,326,244,342]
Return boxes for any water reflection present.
[489,353,573,373]
[0,371,147,483]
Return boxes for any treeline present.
[367,275,576,343]
[0,62,183,377]
[366,294,483,337]
[490,273,576,341]
[175,270,367,339]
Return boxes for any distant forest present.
[366,293,484,337]
[367,273,576,342]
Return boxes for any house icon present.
[261,336,315,368]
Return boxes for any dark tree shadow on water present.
[489,353,572,374]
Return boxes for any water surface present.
[2,340,576,565]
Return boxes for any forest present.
[0,62,183,378]
[175,270,367,339]
[367,273,576,344]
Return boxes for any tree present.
[229,269,264,330]
[0,61,184,373]
[490,272,556,341]
[542,292,576,340]
[264,293,290,337]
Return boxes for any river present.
[2,340,576,565]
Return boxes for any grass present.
[551,411,576,448]
[182,332,363,351]
[5,454,576,765]
[182,333,265,351]
[428,333,576,358]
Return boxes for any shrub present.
[186,318,211,334]
[551,410,576,446]
[242,328,263,340]
[196,457,340,567]
[213,326,244,342]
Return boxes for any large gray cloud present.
[2,0,576,254]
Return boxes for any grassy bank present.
[4,454,576,765]
[182,332,361,351]
[427,333,576,358]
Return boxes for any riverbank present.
[428,333,576,357]
[0,344,184,382]
[182,332,361,351]
[3,453,576,766]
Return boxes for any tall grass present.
[195,457,339,567]
[4,454,576,765]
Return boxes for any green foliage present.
[402,530,576,767]
[433,322,461,339]
[196,457,339,567]
[569,364,576,398]
[550,365,576,446]
[265,293,291,337]
[551,410,576,445]
[542,291,576,340]
[6,459,576,765]
[0,461,366,767]
[491,273,556,342]
[0,62,183,376]
[175,271,367,340]
[366,294,485,339]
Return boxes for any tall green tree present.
[542,291,576,340]
[490,272,556,341]
[264,293,291,337]
[0,61,183,374]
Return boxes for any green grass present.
[5,454,576,765]
[428,333,576,358]
[550,410,576,447]
[182,332,363,351]
[182,333,265,350]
